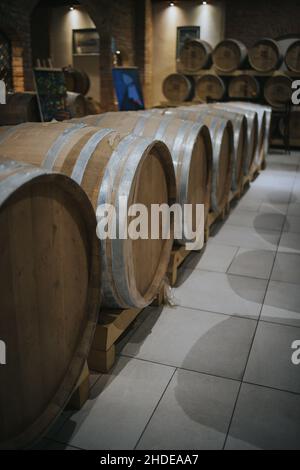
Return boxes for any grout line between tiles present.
[42,438,86,451]
[182,266,276,281]
[133,368,178,450]
[119,354,242,384]
[222,154,300,450]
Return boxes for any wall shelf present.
[73,53,100,57]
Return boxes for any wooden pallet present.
[67,361,90,411]
[249,164,262,182]
[167,245,193,287]
[205,204,230,241]
[229,173,253,205]
[166,206,229,284]
[88,284,167,374]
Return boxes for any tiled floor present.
[38,151,300,450]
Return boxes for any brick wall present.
[0,0,34,91]
[144,0,153,108]
[225,0,300,47]
[0,0,144,110]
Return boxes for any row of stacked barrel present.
[164,38,298,108]
[0,101,270,449]
[0,67,101,126]
[163,37,299,147]
[177,37,300,75]
[163,70,293,110]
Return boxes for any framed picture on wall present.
[176,26,201,58]
[73,29,100,55]
[112,67,145,111]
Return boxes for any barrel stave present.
[0,159,99,449]
[0,123,176,309]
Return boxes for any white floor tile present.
[210,225,280,251]
[284,215,300,233]
[271,253,300,284]
[244,321,300,394]
[288,202,300,216]
[53,357,175,450]
[174,270,267,320]
[278,232,300,254]
[261,280,300,328]
[228,248,276,280]
[137,370,240,450]
[226,383,300,450]
[226,210,285,232]
[121,306,257,380]
[191,243,239,273]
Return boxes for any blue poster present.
[112,67,145,111]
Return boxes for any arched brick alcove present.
[0,0,148,110]
[0,19,25,92]
[29,0,116,110]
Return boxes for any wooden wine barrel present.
[179,39,213,73]
[279,108,300,141]
[264,106,272,158]
[162,74,194,102]
[213,103,259,173]
[0,123,176,309]
[285,40,300,73]
[184,105,248,190]
[264,73,292,109]
[249,38,282,73]
[195,74,226,102]
[0,126,10,137]
[236,105,266,168]
[0,93,40,126]
[157,109,234,213]
[71,112,213,244]
[0,158,100,450]
[234,102,271,166]
[63,67,90,96]
[85,97,103,115]
[228,74,260,99]
[66,91,87,118]
[212,39,248,73]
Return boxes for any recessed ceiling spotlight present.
[169,2,175,6]
[203,1,207,4]
[69,6,75,10]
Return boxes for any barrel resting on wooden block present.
[205,205,230,242]
[166,155,267,287]
[165,206,229,285]
[167,246,194,287]
[89,285,167,373]
[67,362,90,411]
